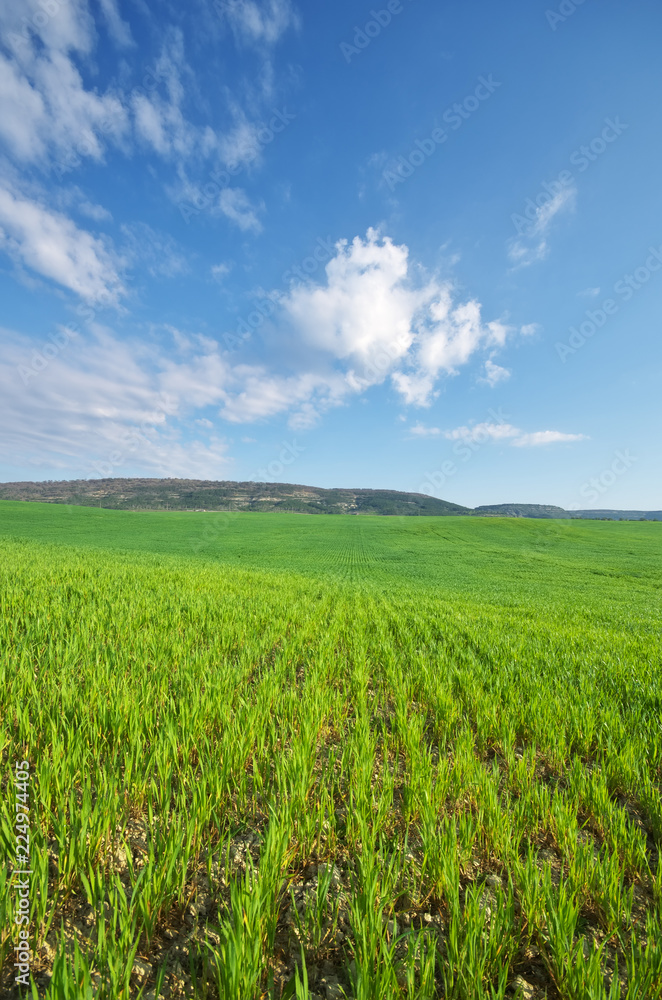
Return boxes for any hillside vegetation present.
[1,504,661,999]
[0,478,469,517]
[1,478,660,520]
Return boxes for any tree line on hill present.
[0,479,659,520]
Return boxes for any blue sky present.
[0,0,660,509]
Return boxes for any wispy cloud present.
[217,187,264,231]
[444,422,521,444]
[211,262,233,281]
[97,0,135,47]
[221,0,300,48]
[1,212,532,450]
[443,421,587,447]
[0,0,128,170]
[511,430,588,447]
[78,199,113,222]
[0,183,125,304]
[0,324,232,477]
[507,186,576,267]
[409,423,441,437]
[120,223,189,279]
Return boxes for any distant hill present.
[0,478,470,517]
[0,479,659,520]
[570,509,662,521]
[474,503,568,519]
[476,503,662,521]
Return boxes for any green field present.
[1,501,661,999]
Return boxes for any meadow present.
[0,500,661,999]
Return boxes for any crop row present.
[1,537,661,998]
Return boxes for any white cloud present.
[409,423,441,437]
[211,262,232,281]
[391,371,436,407]
[218,187,263,231]
[0,226,528,460]
[478,359,510,387]
[0,10,215,177]
[222,0,300,48]
[130,34,203,161]
[392,295,510,407]
[508,186,576,267]
[444,422,521,444]
[218,367,346,427]
[520,323,540,336]
[0,324,232,478]
[0,34,128,170]
[0,184,124,304]
[272,229,516,416]
[120,222,189,278]
[442,421,587,447]
[0,0,296,250]
[578,286,601,298]
[218,111,264,169]
[78,199,113,222]
[0,0,94,57]
[97,0,134,47]
[282,230,417,376]
[132,93,171,156]
[0,54,47,161]
[511,430,588,447]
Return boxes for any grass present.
[0,499,661,998]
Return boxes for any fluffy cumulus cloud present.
[1,226,543,473]
[478,358,511,387]
[279,229,513,413]
[400,303,509,406]
[282,230,418,377]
